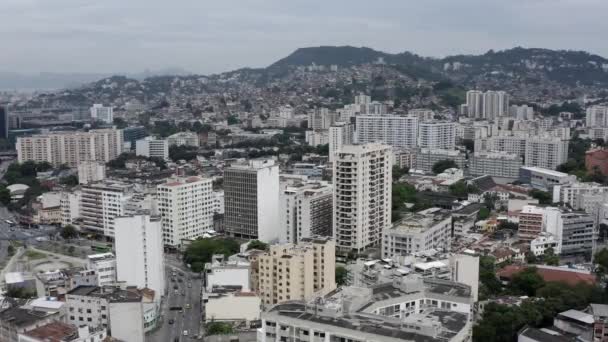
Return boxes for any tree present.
[432,159,458,174]
[542,247,559,266]
[60,175,79,186]
[336,266,348,286]
[509,267,545,296]
[113,118,128,129]
[206,322,234,335]
[247,240,268,251]
[529,189,552,205]
[449,180,479,198]
[595,248,608,276]
[498,221,519,231]
[7,244,15,256]
[227,115,239,125]
[60,225,78,240]
[479,256,502,299]
[183,238,240,272]
[477,207,490,220]
[392,165,409,181]
[0,186,11,206]
[461,139,475,152]
[4,287,36,299]
[67,246,76,256]
[525,251,538,264]
[169,145,198,162]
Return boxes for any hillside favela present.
[2,2,608,342]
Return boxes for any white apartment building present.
[414,148,466,173]
[157,176,214,247]
[333,143,392,254]
[382,208,452,258]
[60,190,81,226]
[356,114,418,148]
[509,104,534,120]
[212,190,225,214]
[308,108,334,130]
[305,130,329,146]
[80,181,133,237]
[135,137,169,160]
[469,151,523,179]
[90,104,113,124]
[16,129,123,167]
[77,161,106,185]
[115,215,165,295]
[482,90,510,119]
[166,131,200,147]
[553,182,608,209]
[86,253,116,287]
[525,136,569,170]
[417,121,456,150]
[408,109,435,122]
[205,255,251,292]
[279,179,333,244]
[328,122,354,161]
[224,159,280,242]
[465,90,483,118]
[586,105,608,127]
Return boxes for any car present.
[183,330,189,336]
[168,319,174,325]
[185,304,191,309]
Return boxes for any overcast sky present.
[2,0,608,74]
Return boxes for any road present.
[147,261,204,342]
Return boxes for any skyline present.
[2,0,608,75]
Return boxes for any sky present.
[2,0,608,75]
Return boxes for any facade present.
[305,130,329,147]
[382,208,452,258]
[80,182,133,237]
[60,190,81,226]
[167,131,200,147]
[553,181,608,209]
[258,237,336,306]
[586,148,608,177]
[87,253,117,287]
[157,176,214,247]
[258,276,473,342]
[417,121,456,150]
[469,151,522,179]
[355,114,418,148]
[587,106,608,127]
[519,166,576,192]
[328,122,354,161]
[205,255,251,292]
[135,137,169,160]
[0,307,62,342]
[204,292,261,326]
[509,104,534,120]
[224,159,280,241]
[465,90,483,118]
[524,136,569,170]
[556,211,595,257]
[90,104,113,124]
[414,148,466,173]
[77,160,106,185]
[0,105,8,139]
[308,108,334,130]
[279,179,333,244]
[518,205,545,241]
[122,126,147,149]
[115,215,165,295]
[16,129,124,167]
[333,143,392,254]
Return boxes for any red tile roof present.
[23,321,76,342]
[497,265,597,287]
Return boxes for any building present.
[519,166,576,192]
[482,90,510,119]
[87,253,116,287]
[553,210,595,257]
[204,292,260,327]
[586,147,608,177]
[465,90,483,118]
[90,104,113,124]
[115,215,165,295]
[553,181,608,209]
[279,179,333,244]
[333,143,392,254]
[414,148,466,173]
[469,151,522,179]
[167,131,200,147]
[60,190,81,226]
[509,104,534,120]
[0,105,8,139]
[65,286,144,342]
[157,176,214,247]
[77,161,106,185]
[258,237,336,306]
[382,208,452,258]
[0,306,63,342]
[587,106,608,127]
[224,159,280,241]
[305,130,329,147]
[16,129,124,167]
[355,114,418,148]
[328,122,354,161]
[530,232,560,256]
[80,181,133,237]
[518,205,546,241]
[18,321,107,342]
[524,136,569,170]
[122,126,147,150]
[258,276,474,342]
[418,121,456,150]
[205,254,251,292]
[135,137,168,160]
[308,108,334,130]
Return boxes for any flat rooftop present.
[389,208,451,234]
[67,286,142,303]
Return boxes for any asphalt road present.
[147,263,204,342]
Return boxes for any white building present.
[114,215,165,296]
[482,90,510,119]
[509,104,534,120]
[305,130,329,146]
[60,190,81,226]
[469,151,523,179]
[553,182,608,210]
[135,137,169,160]
[408,109,435,122]
[77,161,106,185]
[586,105,608,127]
[530,232,560,256]
[86,253,116,287]
[465,90,483,118]
[329,122,354,161]
[333,143,392,254]
[90,104,113,124]
[205,256,251,292]
[414,148,466,173]
[204,292,260,327]
[519,166,576,192]
[212,191,225,214]
[166,131,200,147]
[157,176,214,247]
[224,159,280,242]
[417,121,456,150]
[308,108,334,130]
[80,181,133,237]
[355,114,418,148]
[524,136,569,170]
[279,179,333,243]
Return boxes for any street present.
[147,260,204,342]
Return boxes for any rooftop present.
[389,208,451,234]
[519,327,574,342]
[21,321,77,342]
[520,166,571,178]
[66,286,142,303]
[497,265,596,287]
[0,307,56,327]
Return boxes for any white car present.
[183,330,189,336]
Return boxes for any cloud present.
[1,0,607,74]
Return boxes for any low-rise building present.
[167,131,200,147]
[204,292,261,328]
[205,254,251,293]
[469,151,522,179]
[86,253,116,287]
[18,321,107,342]
[519,166,576,192]
[135,137,169,160]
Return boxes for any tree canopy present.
[183,238,240,272]
[432,159,458,174]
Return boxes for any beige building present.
[258,237,336,306]
[16,129,124,168]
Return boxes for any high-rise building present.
[86,253,116,287]
[586,106,608,127]
[417,121,456,150]
[328,122,354,161]
[135,137,168,160]
[224,159,280,241]
[77,160,106,185]
[355,114,418,148]
[0,106,8,140]
[524,136,569,170]
[305,130,329,146]
[308,108,335,130]
[519,205,546,241]
[115,215,165,295]
[465,90,483,118]
[509,104,534,120]
[279,178,333,244]
[16,129,124,167]
[157,176,214,247]
[468,151,523,179]
[90,104,114,124]
[257,237,336,306]
[482,91,510,119]
[354,94,371,105]
[80,181,133,237]
[333,143,392,254]
[122,126,147,150]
